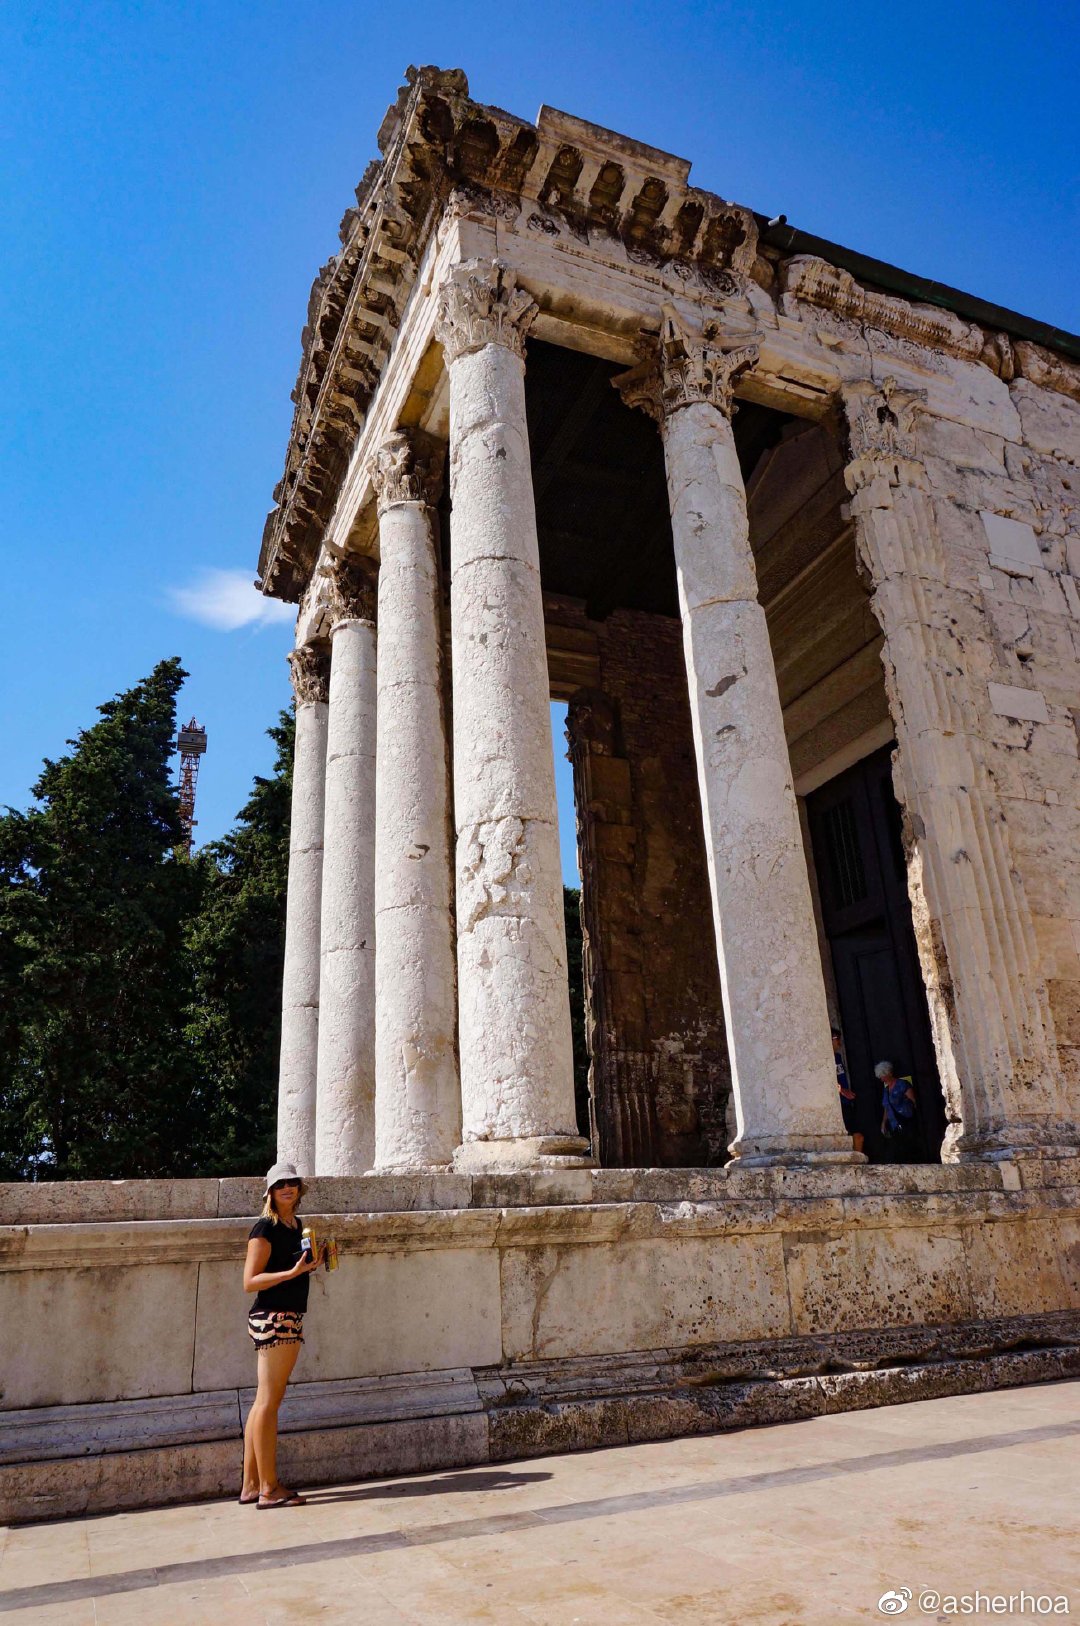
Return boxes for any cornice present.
[3,1185,1077,1270]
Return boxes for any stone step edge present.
[4,1310,1078,1467]
[3,1341,1079,1524]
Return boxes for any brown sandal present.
[238,1491,259,1506]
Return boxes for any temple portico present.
[261,71,1079,1179]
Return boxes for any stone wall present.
[924,377,1080,1105]
[568,609,730,1166]
[3,1163,1079,1521]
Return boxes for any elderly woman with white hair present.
[876,1060,919,1162]
[239,1161,324,1509]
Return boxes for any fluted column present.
[371,432,461,1170]
[841,378,1077,1162]
[616,306,858,1166]
[277,641,330,1170]
[435,258,591,1172]
[314,556,378,1174]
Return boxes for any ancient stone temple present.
[3,66,1080,1522]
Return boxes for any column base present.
[727,1132,866,1168]
[942,1120,1080,1164]
[364,1163,453,1177]
[452,1135,597,1174]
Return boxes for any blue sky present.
[2,2,1077,885]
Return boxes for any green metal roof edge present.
[758,218,1080,365]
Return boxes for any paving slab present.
[1,1382,1077,1625]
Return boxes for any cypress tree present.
[0,659,201,1179]
[185,710,293,1174]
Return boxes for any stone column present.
[277,641,330,1171]
[616,306,857,1166]
[314,556,378,1175]
[841,378,1076,1161]
[435,258,591,1171]
[370,431,461,1170]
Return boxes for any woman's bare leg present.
[246,1341,302,1497]
[242,1413,258,1498]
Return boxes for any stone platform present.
[2,1163,1079,1524]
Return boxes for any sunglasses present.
[272,1179,300,1190]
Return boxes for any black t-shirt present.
[248,1217,309,1313]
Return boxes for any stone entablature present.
[257,66,1080,604]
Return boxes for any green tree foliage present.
[185,711,293,1175]
[0,660,202,1179]
[1,669,594,1179]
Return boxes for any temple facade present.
[263,67,1080,1182]
[4,66,1080,1524]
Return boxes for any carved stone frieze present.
[370,430,443,512]
[613,303,760,423]
[446,182,521,223]
[434,258,538,365]
[288,642,331,705]
[259,68,1079,612]
[781,256,985,367]
[324,554,379,627]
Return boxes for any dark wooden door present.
[807,745,944,1162]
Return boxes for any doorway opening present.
[807,747,944,1161]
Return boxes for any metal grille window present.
[822,797,867,909]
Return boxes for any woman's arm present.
[243,1236,319,1294]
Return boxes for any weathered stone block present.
[0,1263,199,1410]
[1011,378,1080,462]
[783,1225,971,1335]
[499,1233,790,1361]
[191,1246,501,1392]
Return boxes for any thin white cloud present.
[168,568,295,631]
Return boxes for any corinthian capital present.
[613,304,760,423]
[842,377,927,463]
[434,258,538,365]
[288,642,330,705]
[370,430,442,513]
[324,553,378,628]
[840,377,929,496]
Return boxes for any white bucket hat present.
[264,1160,305,1194]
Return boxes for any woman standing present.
[240,1161,323,1509]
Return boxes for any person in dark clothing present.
[832,1027,863,1154]
[876,1060,919,1162]
[240,1161,323,1509]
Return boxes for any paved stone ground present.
[2,1381,1078,1625]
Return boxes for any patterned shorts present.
[247,1309,305,1349]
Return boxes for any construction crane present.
[176,717,207,856]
